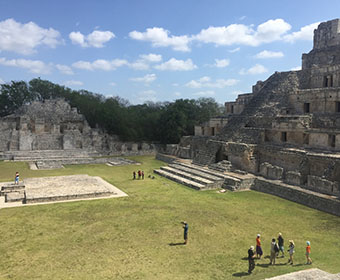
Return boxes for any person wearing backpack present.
[270,238,279,265]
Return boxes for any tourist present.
[278,233,284,257]
[306,241,312,264]
[270,238,278,265]
[248,245,256,274]
[256,234,263,259]
[182,221,188,245]
[138,170,141,179]
[133,171,136,180]
[15,172,19,185]
[287,240,295,265]
[142,171,144,179]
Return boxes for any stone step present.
[160,166,215,186]
[169,163,224,182]
[25,191,114,204]
[154,169,206,190]
[175,162,232,180]
[5,191,25,203]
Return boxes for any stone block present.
[307,175,340,195]
[285,171,303,186]
[267,165,284,180]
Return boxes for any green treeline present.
[0,78,222,143]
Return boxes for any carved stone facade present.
[167,19,340,201]
[0,99,156,157]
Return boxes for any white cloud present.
[129,53,162,70]
[0,57,51,74]
[193,90,215,97]
[186,76,238,88]
[129,27,191,52]
[64,80,83,86]
[174,91,181,97]
[0,18,62,55]
[69,30,115,48]
[109,82,116,86]
[291,66,302,71]
[72,59,128,71]
[284,22,320,43]
[56,64,74,75]
[154,58,197,71]
[214,58,230,68]
[229,47,240,53]
[139,53,162,62]
[239,64,268,75]
[129,60,150,70]
[130,73,156,84]
[255,50,284,59]
[136,90,157,103]
[0,77,4,84]
[194,18,291,47]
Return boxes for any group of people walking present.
[133,170,144,180]
[248,233,312,274]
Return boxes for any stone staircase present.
[154,161,255,191]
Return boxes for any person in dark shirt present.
[278,232,284,257]
[248,246,255,274]
[182,221,188,244]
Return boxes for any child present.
[288,240,295,265]
[15,172,19,185]
[306,241,312,264]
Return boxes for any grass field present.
[0,155,340,280]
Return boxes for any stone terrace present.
[0,175,128,208]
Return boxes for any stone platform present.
[0,175,127,208]
[266,268,340,279]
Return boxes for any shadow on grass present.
[232,271,250,277]
[169,242,186,246]
[241,257,248,260]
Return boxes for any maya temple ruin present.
[155,19,340,217]
[1,19,340,217]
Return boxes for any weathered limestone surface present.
[159,19,340,217]
[266,268,340,280]
[0,99,157,160]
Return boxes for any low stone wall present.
[252,178,340,217]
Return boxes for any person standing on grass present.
[278,233,284,257]
[15,172,19,185]
[182,221,188,245]
[133,171,136,180]
[142,171,144,180]
[306,241,312,264]
[248,245,256,274]
[138,170,141,179]
[288,240,295,265]
[270,238,278,265]
[256,234,263,259]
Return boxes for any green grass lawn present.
[0,156,340,280]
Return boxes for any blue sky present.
[1,0,340,104]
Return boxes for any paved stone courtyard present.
[0,174,127,208]
[266,268,340,280]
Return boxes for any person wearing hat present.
[182,221,188,245]
[306,241,312,264]
[278,233,284,257]
[248,245,256,274]
[288,240,295,265]
[256,234,263,259]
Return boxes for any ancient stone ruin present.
[156,19,340,216]
[0,98,155,168]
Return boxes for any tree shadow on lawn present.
[169,242,186,246]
